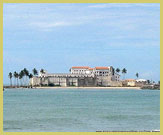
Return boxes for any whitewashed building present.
[30,66,121,87]
[70,66,92,75]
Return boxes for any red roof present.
[71,66,90,69]
[71,66,110,70]
[95,67,109,70]
[125,79,136,82]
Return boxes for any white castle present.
[30,66,121,87]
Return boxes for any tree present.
[40,69,45,74]
[23,68,29,86]
[23,68,29,76]
[14,71,19,87]
[8,72,12,87]
[19,71,23,86]
[20,70,25,86]
[29,73,33,79]
[122,68,127,80]
[16,72,19,87]
[116,68,120,73]
[147,80,150,84]
[136,73,139,79]
[40,69,45,86]
[32,68,38,76]
[28,73,33,86]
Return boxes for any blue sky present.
[3,3,160,85]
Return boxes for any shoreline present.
[32,86,141,89]
[3,86,160,90]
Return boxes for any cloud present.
[30,22,71,28]
[88,4,130,8]
[28,20,86,31]
[4,3,160,33]
[88,3,160,8]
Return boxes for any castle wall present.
[30,76,40,86]
[96,76,112,86]
[78,77,97,87]
[109,81,123,87]
[67,78,78,86]
[30,75,121,87]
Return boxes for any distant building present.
[70,66,92,75]
[136,79,147,87]
[124,79,136,86]
[93,67,112,76]
[70,66,120,81]
[136,79,147,83]
[30,66,122,87]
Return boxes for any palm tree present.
[8,72,12,87]
[28,73,33,86]
[19,71,23,86]
[122,68,127,80]
[20,70,25,86]
[14,71,17,86]
[147,80,150,84]
[136,73,139,79]
[29,73,33,79]
[24,68,29,76]
[32,68,38,76]
[16,72,19,87]
[40,69,45,74]
[40,69,45,86]
[116,68,120,73]
[23,68,29,86]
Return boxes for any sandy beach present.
[34,86,141,89]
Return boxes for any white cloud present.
[88,3,160,8]
[30,22,71,28]
[28,21,84,31]
[88,4,130,8]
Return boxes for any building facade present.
[30,66,122,87]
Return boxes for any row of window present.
[98,75,108,76]
[95,71,109,74]
[72,70,110,74]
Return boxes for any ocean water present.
[3,88,160,132]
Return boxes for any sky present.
[3,3,160,85]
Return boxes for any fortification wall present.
[30,76,122,87]
[109,81,123,87]
[78,77,96,87]
[48,77,67,87]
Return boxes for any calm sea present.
[3,88,160,132]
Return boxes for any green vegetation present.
[8,72,12,86]
[122,68,127,80]
[136,73,139,79]
[32,68,38,76]
[116,68,120,73]
[8,68,39,87]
